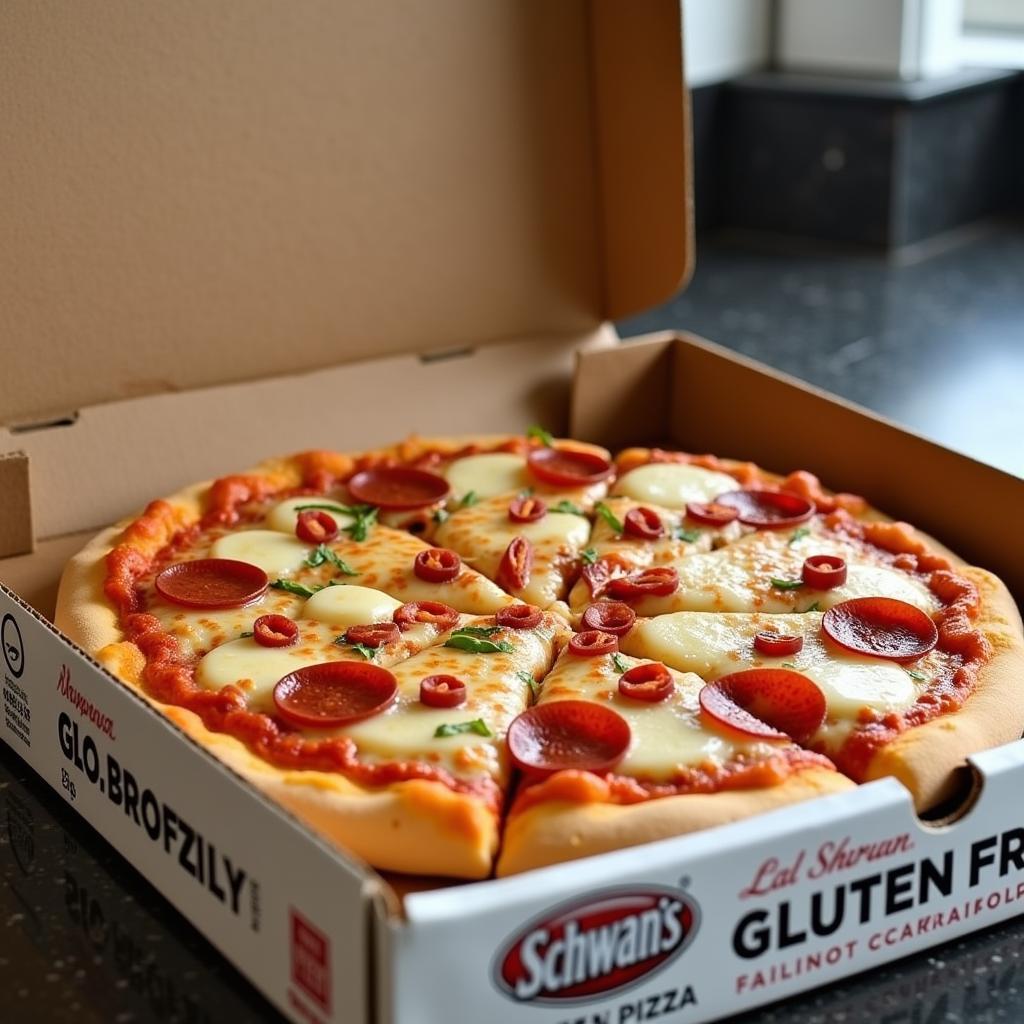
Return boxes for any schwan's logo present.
[494,885,700,1004]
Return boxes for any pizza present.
[54,434,1024,880]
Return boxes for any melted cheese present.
[265,497,357,535]
[613,463,737,509]
[443,453,529,500]
[211,530,312,577]
[302,584,402,628]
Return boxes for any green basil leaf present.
[432,507,449,525]
[526,425,554,447]
[770,577,804,591]
[516,670,540,701]
[905,669,926,682]
[239,631,254,639]
[295,503,353,515]
[270,579,321,598]
[803,601,821,613]
[676,527,701,543]
[580,547,598,566]
[595,502,624,535]
[444,633,513,655]
[304,544,359,575]
[781,661,798,669]
[788,526,811,546]
[459,491,479,509]
[452,626,501,638]
[349,643,377,661]
[611,652,629,675]
[550,500,585,516]
[344,505,378,542]
[434,719,493,739]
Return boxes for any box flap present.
[0,0,688,428]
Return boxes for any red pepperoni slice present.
[508,497,547,524]
[568,630,619,657]
[753,631,804,657]
[685,501,739,526]
[802,554,848,589]
[714,490,815,529]
[155,559,268,609]
[607,566,679,601]
[345,622,400,648]
[496,604,543,630]
[393,601,460,633]
[413,547,461,583]
[623,506,664,540]
[347,466,450,510]
[419,674,466,708]
[581,601,636,637]
[507,700,631,776]
[498,536,533,591]
[527,447,614,488]
[618,662,674,703]
[295,509,339,544]
[822,597,938,662]
[699,669,826,744]
[252,614,299,648]
[273,662,398,729]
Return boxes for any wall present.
[684,0,772,87]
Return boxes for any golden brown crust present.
[863,566,1024,810]
[496,767,854,876]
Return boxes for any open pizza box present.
[1,3,1023,1022]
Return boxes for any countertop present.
[3,228,1023,1023]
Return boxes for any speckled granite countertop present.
[2,228,1023,1023]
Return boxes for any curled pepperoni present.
[802,554,848,589]
[618,662,674,703]
[507,700,631,776]
[753,631,804,657]
[273,662,398,729]
[295,509,339,544]
[414,547,461,583]
[252,615,299,648]
[345,622,400,648]
[685,501,739,526]
[496,604,543,630]
[822,597,938,662]
[393,601,460,633]
[347,467,450,510]
[699,668,826,744]
[624,507,664,540]
[581,601,636,637]
[498,536,533,591]
[155,559,268,609]
[508,497,547,523]
[419,675,466,708]
[714,490,814,529]
[607,566,679,601]
[568,630,619,657]
[527,447,614,487]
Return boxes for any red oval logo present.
[494,886,699,1003]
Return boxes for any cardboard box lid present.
[0,0,691,430]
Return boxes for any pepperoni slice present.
[685,501,739,526]
[508,497,547,524]
[496,604,543,630]
[822,597,938,662]
[753,631,804,657]
[581,601,636,637]
[568,630,618,657]
[345,622,400,648]
[699,669,826,744]
[155,559,268,609]
[413,547,461,583]
[419,674,466,708]
[498,536,533,592]
[802,554,848,589]
[527,447,614,487]
[623,506,664,540]
[295,509,339,544]
[618,662,674,703]
[346,467,450,510]
[393,601,460,633]
[253,614,299,648]
[273,662,398,729]
[607,566,679,601]
[507,700,631,776]
[714,490,815,529]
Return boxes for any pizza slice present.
[496,631,852,876]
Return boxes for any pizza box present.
[1,3,1023,1023]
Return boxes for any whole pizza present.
[55,433,1024,880]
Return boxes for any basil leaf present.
[432,507,449,526]
[781,661,798,669]
[295,503,353,515]
[595,502,624,535]
[905,669,926,682]
[551,500,585,517]
[788,526,811,546]
[434,719,493,739]
[770,577,804,591]
[270,579,321,598]
[444,633,514,655]
[344,505,378,542]
[611,652,629,674]
[516,670,540,701]
[459,491,479,509]
[676,527,701,543]
[349,643,377,661]
[239,631,254,639]
[803,601,821,613]
[527,425,554,447]
[452,626,501,638]
[305,544,359,575]
[580,547,598,566]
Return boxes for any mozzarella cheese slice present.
[612,463,737,509]
[265,497,357,535]
[302,584,402,628]
[443,453,529,501]
[211,530,312,577]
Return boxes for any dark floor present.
[618,225,1024,478]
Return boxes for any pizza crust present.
[496,767,854,876]
[863,566,1024,811]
